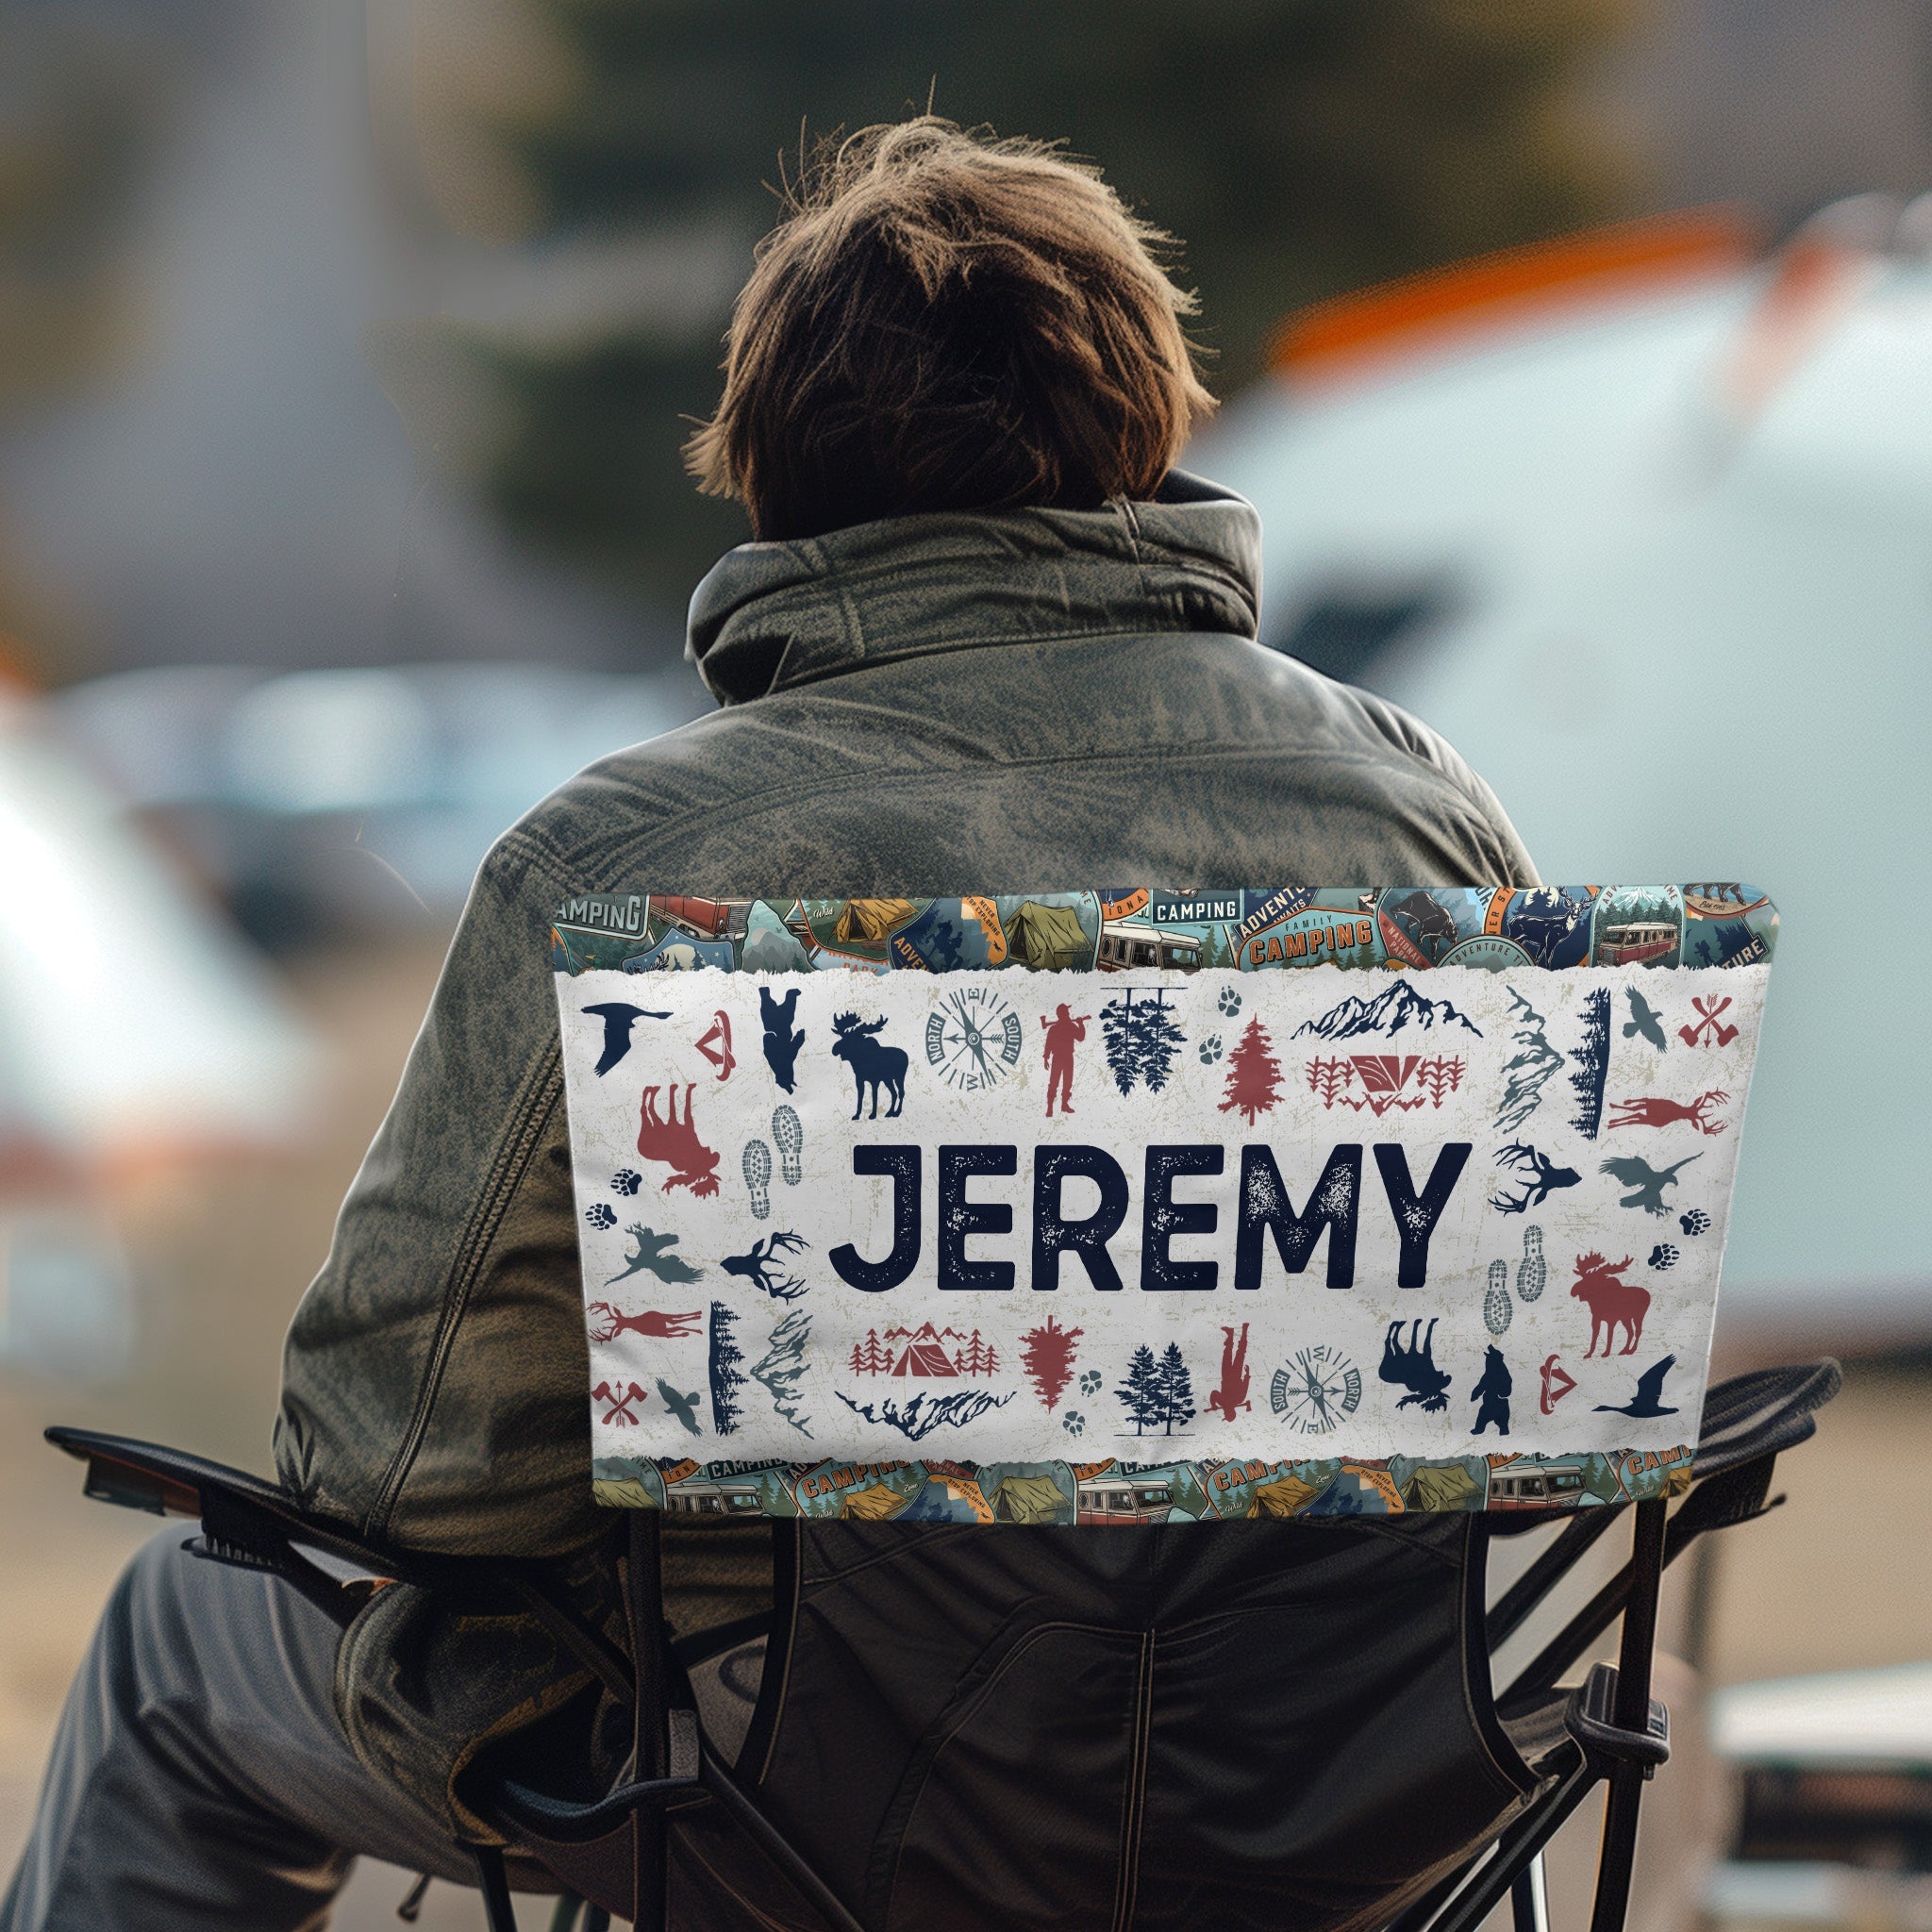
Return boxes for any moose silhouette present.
[831,1012,908,1119]
[1378,1318,1452,1412]
[635,1084,722,1196]
[1571,1251,1650,1357]
[759,986,806,1092]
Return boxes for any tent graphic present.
[886,1322,964,1378]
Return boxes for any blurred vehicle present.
[1708,1664,1932,1927]
[1198,199,1932,1353]
[39,659,707,947]
[0,676,317,1379]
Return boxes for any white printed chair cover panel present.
[550,886,1775,1524]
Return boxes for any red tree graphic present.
[848,1329,889,1375]
[1416,1056,1465,1107]
[1020,1315,1082,1410]
[1220,1015,1284,1124]
[1306,1058,1354,1108]
[957,1330,1002,1377]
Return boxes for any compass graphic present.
[1269,1345,1363,1436]
[924,986,1024,1092]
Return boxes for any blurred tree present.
[0,18,155,678]
[433,0,1641,603]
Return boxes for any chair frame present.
[44,1357,1836,1932]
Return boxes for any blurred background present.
[3,2,1930,1925]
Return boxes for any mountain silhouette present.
[1294,979,1483,1041]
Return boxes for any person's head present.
[685,117,1216,541]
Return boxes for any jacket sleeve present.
[275,825,604,1557]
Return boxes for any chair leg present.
[1588,1497,1669,1932]
[630,1508,669,1932]
[470,1844,520,1932]
[1510,1853,1549,1932]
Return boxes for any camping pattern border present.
[552,885,1775,1522]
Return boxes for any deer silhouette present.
[830,1012,908,1119]
[720,1230,809,1302]
[1488,1142,1581,1214]
[1606,1090,1729,1136]
[586,1303,703,1343]
[635,1084,721,1196]
[1378,1319,1453,1412]
[1206,1323,1252,1423]
[1571,1251,1650,1357]
[759,986,805,1092]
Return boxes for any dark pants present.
[1,1528,463,1932]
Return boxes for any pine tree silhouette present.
[850,1328,889,1374]
[1116,1343,1164,1433]
[1021,1316,1082,1410]
[1155,1341,1197,1435]
[1218,1014,1283,1124]
[1102,989,1187,1094]
[708,1303,746,1435]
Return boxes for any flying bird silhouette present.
[583,1002,670,1076]
[1599,1153,1702,1218]
[656,1378,703,1436]
[1622,989,1668,1053]
[1593,1355,1678,1418]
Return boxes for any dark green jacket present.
[273,473,1537,1824]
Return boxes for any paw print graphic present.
[1647,1243,1679,1271]
[1078,1370,1102,1396]
[1062,1411,1086,1437]
[584,1203,617,1230]
[1679,1209,1710,1238]
[1199,1035,1224,1064]
[610,1169,642,1197]
[1217,986,1242,1017]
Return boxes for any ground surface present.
[1,932,1924,1927]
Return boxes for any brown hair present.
[684,118,1217,541]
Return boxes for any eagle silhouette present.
[583,1002,670,1076]
[1593,1355,1678,1418]
[1599,1153,1701,1218]
[656,1378,704,1435]
[1622,989,1668,1053]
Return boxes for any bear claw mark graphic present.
[584,1203,617,1230]
[1648,1243,1679,1271]
[1680,1208,1711,1238]
[610,1169,641,1197]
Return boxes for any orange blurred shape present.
[1267,208,1762,390]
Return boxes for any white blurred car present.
[1198,199,1932,1350]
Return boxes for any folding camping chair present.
[46,884,1831,1932]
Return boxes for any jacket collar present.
[685,470,1261,707]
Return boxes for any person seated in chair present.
[3,117,1535,1931]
